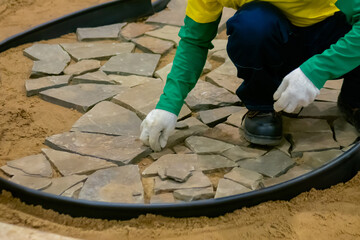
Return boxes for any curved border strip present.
[0,0,360,220]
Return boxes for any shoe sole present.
[244,129,282,146]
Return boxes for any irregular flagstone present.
[149,148,174,160]
[210,49,228,62]
[221,145,267,162]
[197,155,237,173]
[185,136,234,154]
[215,178,251,199]
[42,148,117,176]
[150,193,176,204]
[145,25,181,46]
[63,59,100,76]
[119,23,159,41]
[199,106,243,126]
[238,150,296,178]
[7,154,52,177]
[31,60,68,77]
[213,58,237,76]
[203,123,249,146]
[275,138,292,156]
[283,117,332,133]
[45,132,151,165]
[300,149,343,169]
[173,187,214,202]
[40,84,126,113]
[185,81,240,111]
[25,75,71,96]
[299,102,339,119]
[225,107,248,128]
[208,39,227,56]
[154,62,172,81]
[60,42,135,61]
[323,79,343,90]
[333,118,359,147]
[165,162,194,182]
[42,175,87,195]
[154,171,212,194]
[205,71,243,94]
[108,74,160,87]
[61,182,84,198]
[10,175,52,190]
[172,144,192,154]
[72,71,115,85]
[101,53,160,77]
[76,23,126,41]
[132,36,174,55]
[78,165,144,203]
[24,43,70,63]
[291,132,340,156]
[175,121,189,129]
[224,167,263,190]
[0,165,27,177]
[263,165,312,187]
[315,88,340,102]
[202,60,212,74]
[146,0,187,26]
[218,7,237,32]
[71,101,142,136]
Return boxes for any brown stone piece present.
[221,145,267,162]
[172,144,192,154]
[63,59,100,76]
[145,25,181,46]
[291,132,340,156]
[150,193,176,204]
[165,162,194,182]
[323,79,343,90]
[263,165,312,187]
[185,136,234,154]
[132,36,174,55]
[205,71,243,94]
[316,88,340,103]
[173,187,215,202]
[224,167,263,190]
[76,23,126,41]
[42,175,88,195]
[72,70,115,85]
[0,165,26,177]
[146,0,187,26]
[61,182,84,198]
[7,154,52,178]
[198,106,244,126]
[25,75,71,97]
[203,123,249,146]
[333,117,359,147]
[283,117,332,133]
[149,148,174,160]
[120,23,159,41]
[299,102,339,119]
[10,175,52,190]
[300,149,343,169]
[225,108,248,128]
[215,178,251,198]
[108,75,160,88]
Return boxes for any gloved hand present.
[273,67,320,113]
[140,109,177,152]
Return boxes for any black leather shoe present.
[338,94,360,132]
[243,111,282,146]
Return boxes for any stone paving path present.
[2,0,359,204]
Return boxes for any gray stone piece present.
[42,148,117,176]
[185,81,240,111]
[173,187,214,202]
[154,171,212,194]
[119,23,159,41]
[172,145,192,154]
[101,53,160,77]
[42,175,88,195]
[154,62,172,81]
[40,84,126,113]
[197,155,237,173]
[333,117,359,147]
[225,108,248,128]
[263,165,312,187]
[71,101,142,136]
[208,39,227,56]
[300,149,343,169]
[149,148,174,160]
[108,74,160,87]
[215,178,251,199]
[175,121,189,129]
[10,175,52,190]
[60,42,135,61]
[146,0,187,26]
[283,117,332,133]
[45,132,151,165]
[185,136,234,155]
[72,71,115,85]
[316,88,340,102]
[210,49,228,62]
[132,36,174,55]
[299,102,339,119]
[150,193,176,204]
[145,25,181,46]
[78,165,144,203]
[275,138,292,156]
[203,60,212,74]
[63,59,100,76]
[205,71,243,94]
[291,132,340,155]
[61,182,84,198]
[203,123,249,146]
[199,106,243,126]
[224,167,263,190]
[165,163,194,182]
[24,43,70,63]
[25,75,71,97]
[31,60,68,77]
[221,146,267,162]
[7,154,52,178]
[238,150,296,178]
[323,79,343,90]
[76,23,126,41]
[213,58,237,76]
[0,165,27,177]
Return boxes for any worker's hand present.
[273,67,320,113]
[140,109,177,152]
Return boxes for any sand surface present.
[0,0,360,239]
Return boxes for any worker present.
[140,0,360,151]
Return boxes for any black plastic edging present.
[0,0,360,220]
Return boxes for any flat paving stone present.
[150,193,176,204]
[42,148,117,176]
[316,88,340,102]
[203,123,249,146]
[300,149,343,169]
[275,138,292,156]
[101,53,160,77]
[72,71,115,85]
[197,155,237,173]
[165,162,194,182]
[210,49,228,62]
[333,117,359,147]
[263,165,312,187]
[208,39,227,56]
[63,59,100,76]
[79,165,144,203]
[221,145,267,162]
[224,167,263,190]
[45,132,151,165]
[324,79,343,90]
[172,144,192,154]
[76,23,126,41]
[299,102,339,119]
[173,187,214,202]
[146,0,187,26]
[213,58,238,77]
[154,62,172,81]
[185,136,234,154]
[238,150,296,178]
[25,75,71,96]
[283,117,332,133]
[199,106,243,126]
[7,154,52,178]
[145,25,181,46]
[120,23,159,41]
[60,42,135,61]
[40,84,126,113]
[205,71,243,94]
[10,175,52,190]
[185,81,240,111]
[149,148,174,160]
[31,60,68,77]
[61,182,84,198]
[225,107,248,128]
[132,36,174,55]
[43,175,87,195]
[108,74,160,87]
[24,43,70,63]
[215,178,251,199]
[71,101,142,136]
[291,132,340,156]
[0,165,27,177]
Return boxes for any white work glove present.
[140,109,177,152]
[273,67,320,113]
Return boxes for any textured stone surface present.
[43,175,87,195]
[154,62,172,81]
[316,88,340,102]
[25,75,71,96]
[61,182,83,198]
[205,71,243,94]
[24,43,70,63]
[72,71,115,85]
[323,79,343,90]
[40,84,126,113]
[215,179,251,198]
[299,102,339,119]
[101,53,160,77]
[283,117,332,133]
[76,23,126,41]
[276,138,292,156]
[301,149,343,169]
[291,132,340,155]
[165,162,194,182]
[225,108,248,128]
[263,165,312,187]
[150,193,176,204]
[146,0,187,26]
[7,154,52,177]
[149,148,174,160]
[108,74,159,87]
[210,49,228,62]
[173,187,214,202]
[185,81,240,111]
[199,106,243,126]
[120,23,159,41]
[224,167,263,190]
[172,145,192,154]
[79,165,144,203]
[208,39,227,56]
[10,175,52,190]
[197,155,237,173]
[145,25,181,46]
[63,59,100,76]
[71,101,142,136]
[60,42,135,61]
[333,118,359,147]
[185,136,234,154]
[0,165,26,177]
[221,146,267,162]
[132,36,174,55]
[238,150,296,178]
[45,132,151,165]
[203,123,248,146]
[31,60,68,77]
[42,148,116,176]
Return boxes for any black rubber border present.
[0,0,360,220]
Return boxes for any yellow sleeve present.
[186,0,223,23]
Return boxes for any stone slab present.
[291,132,340,155]
[205,71,243,94]
[120,23,159,41]
[275,138,292,156]
[72,71,115,85]
[145,25,181,46]
[300,149,343,169]
[146,0,187,26]
[60,42,135,61]
[108,74,160,87]
[299,102,339,119]
[224,167,263,190]
[333,117,359,147]
[172,145,192,154]
[213,58,237,76]
[40,84,126,113]
[31,60,68,77]
[221,146,267,162]
[199,106,243,126]
[316,88,340,102]
[63,59,100,76]
[71,101,142,136]
[197,155,237,173]
[150,193,176,204]
[165,162,194,182]
[24,43,70,63]
[45,132,151,165]
[132,36,174,55]
[42,148,117,176]
[149,148,174,160]
[210,49,228,62]
[283,117,332,133]
[323,79,343,90]
[203,123,249,146]
[43,175,88,195]
[25,75,71,97]
[185,136,234,154]
[154,62,172,81]
[0,165,27,177]
[215,178,251,199]
[76,23,126,41]
[101,53,160,77]
[7,154,52,178]
[225,108,248,128]
[173,187,214,202]
[263,165,312,187]
[61,182,84,198]
[10,175,52,190]
[79,165,144,203]
[208,39,227,56]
